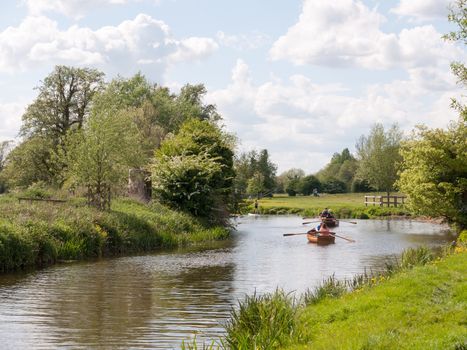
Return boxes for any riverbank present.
[183,234,466,349]
[0,195,229,272]
[285,245,467,349]
[250,193,412,219]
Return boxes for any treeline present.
[0,66,235,224]
[275,123,402,196]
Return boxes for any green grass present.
[0,194,229,272]
[249,193,411,218]
[287,250,467,350]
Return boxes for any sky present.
[0,0,465,173]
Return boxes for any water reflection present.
[0,217,452,349]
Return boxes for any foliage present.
[152,119,235,221]
[356,123,403,195]
[224,289,302,350]
[65,108,142,209]
[235,150,277,198]
[298,175,321,196]
[397,122,467,228]
[2,136,62,187]
[316,148,358,192]
[246,172,266,198]
[0,141,12,193]
[9,66,105,186]
[321,178,347,194]
[277,168,305,196]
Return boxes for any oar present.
[330,233,355,243]
[283,232,308,236]
[340,220,358,224]
[302,217,319,220]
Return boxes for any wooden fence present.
[364,195,406,207]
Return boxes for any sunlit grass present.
[0,194,229,272]
[247,193,411,218]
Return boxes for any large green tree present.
[21,66,104,139]
[355,124,403,196]
[7,66,105,187]
[397,123,467,228]
[151,119,235,221]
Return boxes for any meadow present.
[250,193,411,218]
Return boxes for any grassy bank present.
[0,195,229,272]
[183,241,467,349]
[248,193,411,219]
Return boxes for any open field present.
[250,193,410,218]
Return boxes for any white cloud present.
[208,60,461,173]
[390,0,451,21]
[270,0,462,70]
[167,37,218,64]
[0,102,26,141]
[0,14,218,77]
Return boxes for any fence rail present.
[364,195,406,207]
[18,197,67,204]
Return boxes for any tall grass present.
[0,195,229,272]
[224,289,302,350]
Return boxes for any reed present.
[224,289,302,350]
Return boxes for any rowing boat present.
[307,233,335,244]
[321,217,339,227]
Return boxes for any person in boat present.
[318,223,331,236]
[320,208,331,218]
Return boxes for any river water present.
[0,216,452,349]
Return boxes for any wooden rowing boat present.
[307,233,335,244]
[321,217,339,227]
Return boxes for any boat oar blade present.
[331,233,355,242]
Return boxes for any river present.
[0,216,452,349]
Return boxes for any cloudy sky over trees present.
[0,0,464,172]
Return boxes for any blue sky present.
[0,0,464,173]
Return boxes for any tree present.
[65,109,141,210]
[397,122,467,228]
[151,119,235,221]
[256,149,277,195]
[298,175,321,195]
[278,168,305,196]
[2,137,60,187]
[21,66,104,139]
[316,148,358,191]
[16,66,105,186]
[0,141,12,193]
[233,149,277,197]
[444,0,467,121]
[247,172,266,198]
[356,124,403,196]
